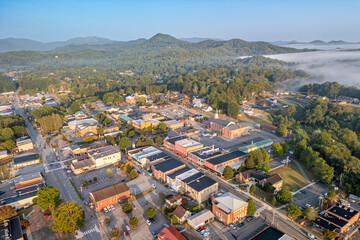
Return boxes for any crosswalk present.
[76,225,100,239]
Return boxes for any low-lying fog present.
[266,49,360,90]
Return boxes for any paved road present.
[160,146,310,240]
[14,91,100,240]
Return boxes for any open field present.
[270,162,308,192]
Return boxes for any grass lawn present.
[270,162,308,192]
[252,187,281,207]
[296,161,317,182]
[0,163,10,180]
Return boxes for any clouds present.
[266,50,360,90]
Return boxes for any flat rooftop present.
[187,175,217,192]
[175,139,202,148]
[164,120,183,125]
[167,166,191,180]
[153,158,185,173]
[13,172,42,185]
[181,172,204,184]
[189,146,222,160]
[327,203,359,220]
[146,152,169,162]
[13,153,39,165]
[206,150,247,166]
[164,136,188,145]
[88,145,120,159]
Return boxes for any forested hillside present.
[0,75,16,93]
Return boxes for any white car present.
[110,204,115,211]
[146,219,151,225]
[103,207,108,213]
[107,206,112,212]
[125,225,130,231]
[152,183,156,188]
[307,233,316,239]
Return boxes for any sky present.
[0,0,359,42]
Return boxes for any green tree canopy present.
[271,143,284,157]
[250,184,256,193]
[302,207,319,221]
[146,207,157,219]
[247,198,256,216]
[129,169,138,179]
[37,186,60,211]
[227,102,240,118]
[53,202,84,233]
[286,204,302,218]
[119,137,131,150]
[122,203,133,214]
[223,166,234,179]
[276,124,287,137]
[276,189,293,204]
[129,217,138,228]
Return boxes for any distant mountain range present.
[272,40,360,46]
[0,34,301,54]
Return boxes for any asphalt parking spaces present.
[293,183,328,209]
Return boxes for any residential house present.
[165,195,182,208]
[90,182,130,212]
[236,170,268,183]
[173,205,191,224]
[259,173,283,192]
[212,192,248,224]
[157,227,187,240]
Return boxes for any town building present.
[157,227,187,240]
[70,144,88,156]
[131,119,160,129]
[74,111,87,119]
[0,150,9,159]
[249,226,294,240]
[128,146,163,167]
[315,203,360,233]
[87,145,121,169]
[90,182,130,212]
[261,124,278,133]
[16,138,33,152]
[0,217,23,240]
[152,158,186,182]
[103,126,119,134]
[70,158,96,175]
[185,175,218,203]
[238,139,273,153]
[210,119,248,139]
[259,173,283,192]
[12,153,40,169]
[119,115,132,123]
[187,209,215,230]
[173,205,191,224]
[236,170,268,183]
[174,139,203,157]
[76,123,98,137]
[212,192,248,224]
[202,150,247,172]
[163,136,188,151]
[68,118,98,130]
[1,172,45,209]
[165,195,182,208]
[164,120,184,130]
[188,146,222,165]
[125,95,136,105]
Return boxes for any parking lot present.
[98,182,172,240]
[293,183,328,209]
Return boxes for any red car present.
[124,231,129,236]
[43,213,51,217]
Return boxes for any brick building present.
[202,150,247,172]
[174,139,203,157]
[152,158,186,182]
[163,136,188,151]
[164,120,184,130]
[212,192,248,224]
[90,182,130,212]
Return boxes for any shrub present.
[276,189,293,204]
[93,177,97,181]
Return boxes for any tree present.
[280,142,289,154]
[53,202,84,233]
[276,189,293,204]
[146,207,157,219]
[97,126,103,135]
[119,137,131,150]
[227,102,240,118]
[323,229,337,239]
[302,207,319,221]
[106,168,113,177]
[137,96,147,106]
[271,196,277,206]
[129,217,138,228]
[110,228,121,239]
[20,219,30,228]
[271,143,284,157]
[276,124,287,137]
[154,136,163,145]
[223,166,234,179]
[37,186,60,212]
[171,215,178,225]
[1,128,14,140]
[247,198,256,216]
[128,131,135,138]
[250,184,256,193]
[122,203,133,214]
[326,190,336,201]
[286,204,302,218]
[296,92,301,99]
[2,140,15,151]
[129,169,138,179]
[0,206,17,222]
[158,122,167,131]
[106,136,116,145]
[245,157,255,169]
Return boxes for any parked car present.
[305,204,311,208]
[151,231,157,238]
[229,224,236,230]
[131,202,136,209]
[104,207,108,213]
[146,219,151,225]
[107,206,112,212]
[152,183,156,188]
[163,224,169,228]
[307,233,316,239]
[124,231,129,236]
[43,213,51,217]
[149,218,156,224]
[0,191,5,195]
[125,225,130,231]
[110,204,115,211]
[238,223,245,228]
